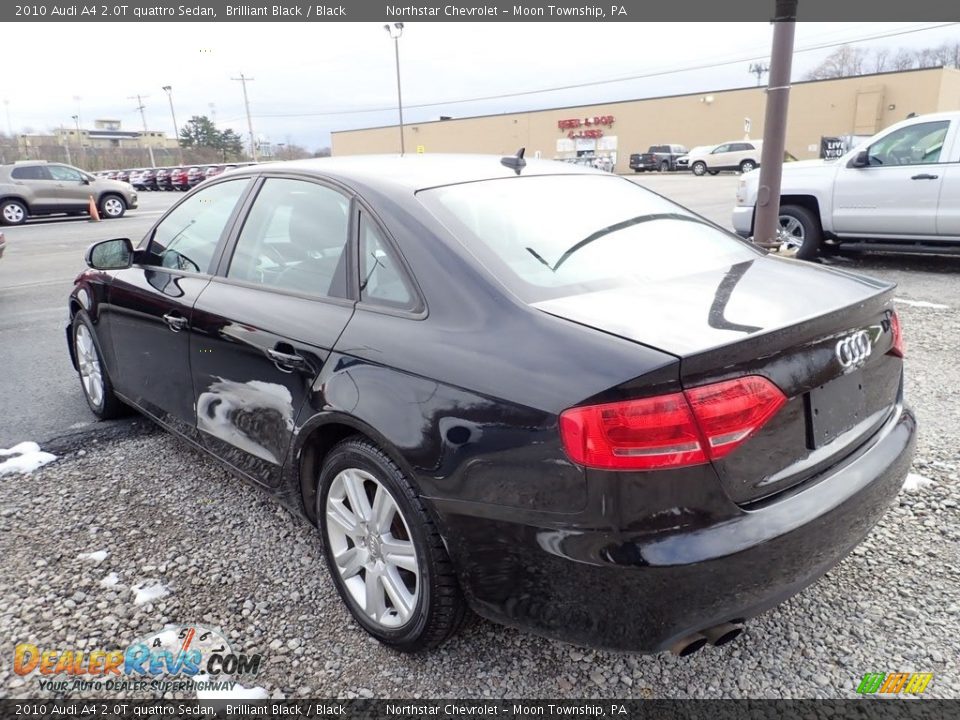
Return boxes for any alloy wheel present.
[2,203,25,224]
[75,324,104,409]
[778,215,805,251]
[102,197,124,218]
[325,468,420,629]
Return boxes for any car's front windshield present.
[418,173,758,303]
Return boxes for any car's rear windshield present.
[418,174,758,302]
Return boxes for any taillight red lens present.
[683,377,787,461]
[889,310,904,358]
[559,376,786,470]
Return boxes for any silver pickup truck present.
[733,111,960,258]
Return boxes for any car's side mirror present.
[81,176,91,185]
[85,238,134,270]
[849,150,869,168]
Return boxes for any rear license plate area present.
[805,370,867,449]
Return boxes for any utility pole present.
[61,124,72,165]
[752,0,798,249]
[129,94,157,167]
[384,23,405,155]
[162,85,185,165]
[232,73,258,161]
[748,62,770,86]
[71,114,85,168]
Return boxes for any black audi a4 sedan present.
[67,155,915,655]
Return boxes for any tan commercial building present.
[332,67,960,174]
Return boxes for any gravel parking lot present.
[1,175,958,700]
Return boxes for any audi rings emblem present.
[835,330,872,368]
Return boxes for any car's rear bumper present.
[732,205,754,237]
[433,405,915,652]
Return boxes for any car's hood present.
[532,255,891,358]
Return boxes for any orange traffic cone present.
[88,195,101,222]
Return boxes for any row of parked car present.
[94,163,260,192]
[630,141,764,175]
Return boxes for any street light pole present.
[162,85,185,165]
[384,22,405,155]
[129,94,157,167]
[752,0,798,249]
[71,114,85,168]
[232,73,258,162]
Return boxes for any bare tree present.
[931,40,960,68]
[891,48,916,71]
[805,45,868,80]
[914,48,939,69]
[872,47,891,73]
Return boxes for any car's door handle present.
[267,346,308,371]
[911,173,939,180]
[162,312,189,332]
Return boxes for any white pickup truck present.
[732,111,960,258]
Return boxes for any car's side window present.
[359,213,415,309]
[11,165,50,180]
[712,144,730,154]
[147,178,250,274]
[48,165,83,182]
[867,121,950,167]
[226,178,350,299]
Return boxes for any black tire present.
[317,437,467,652]
[1,198,28,226]
[778,204,823,260]
[740,159,757,173]
[633,168,642,173]
[691,161,707,176]
[659,160,670,172]
[708,169,720,175]
[72,312,126,419]
[99,194,126,219]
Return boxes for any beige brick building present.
[332,67,960,174]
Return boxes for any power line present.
[231,21,959,122]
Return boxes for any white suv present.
[688,141,763,176]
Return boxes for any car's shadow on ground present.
[822,251,960,275]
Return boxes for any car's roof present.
[224,154,606,193]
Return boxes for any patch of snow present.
[131,579,170,605]
[894,297,949,310]
[0,442,56,475]
[100,572,120,588]
[903,473,934,492]
[194,673,269,700]
[78,550,109,565]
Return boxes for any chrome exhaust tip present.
[702,622,744,647]
[669,634,708,657]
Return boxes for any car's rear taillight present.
[559,376,786,470]
[889,310,904,358]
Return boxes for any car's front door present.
[708,143,733,170]
[106,177,253,437]
[47,164,93,211]
[832,119,954,237]
[189,176,356,487]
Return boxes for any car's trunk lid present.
[533,256,902,504]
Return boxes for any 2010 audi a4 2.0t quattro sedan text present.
[66,155,915,655]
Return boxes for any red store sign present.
[558,115,615,139]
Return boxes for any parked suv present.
[688,141,763,176]
[186,166,208,188]
[630,144,688,172]
[170,167,190,191]
[0,161,138,225]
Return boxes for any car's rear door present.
[106,176,253,437]
[9,164,61,212]
[189,174,356,487]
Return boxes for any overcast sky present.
[4,22,958,150]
